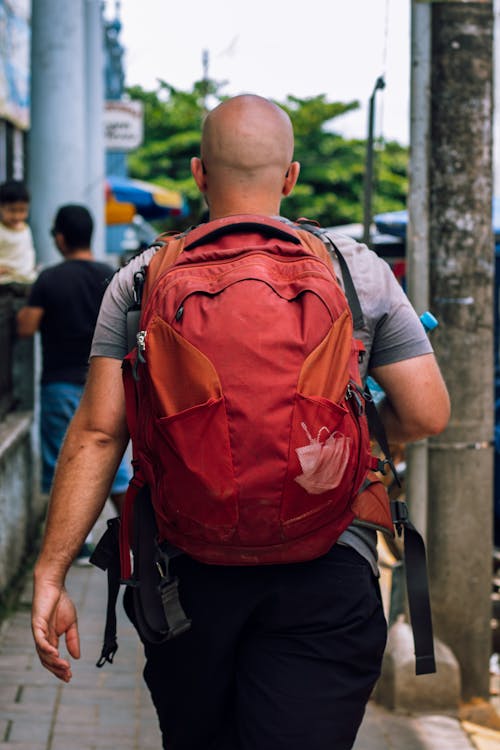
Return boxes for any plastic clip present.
[155,547,192,640]
[391,500,409,537]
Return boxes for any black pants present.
[124,544,387,750]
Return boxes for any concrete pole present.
[29,0,87,266]
[84,0,106,259]
[427,1,494,700]
[406,2,432,541]
[494,0,500,197]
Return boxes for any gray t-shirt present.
[91,228,432,574]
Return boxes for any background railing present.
[0,284,31,421]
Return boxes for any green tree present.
[125,81,408,231]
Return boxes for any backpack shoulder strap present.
[142,233,187,302]
[295,222,365,330]
[125,234,186,353]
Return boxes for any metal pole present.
[362,76,385,247]
[406,1,432,541]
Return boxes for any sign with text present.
[105,100,144,151]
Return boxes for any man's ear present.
[282,161,300,197]
[191,157,207,193]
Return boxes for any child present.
[0,180,36,283]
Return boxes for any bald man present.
[32,95,449,750]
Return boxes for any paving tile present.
[17,685,59,706]
[0,685,21,704]
[0,744,47,750]
[7,721,52,744]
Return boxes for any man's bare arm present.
[17,305,44,336]
[32,356,129,681]
[370,353,450,445]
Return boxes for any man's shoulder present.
[114,245,158,284]
[34,261,65,282]
[91,259,116,274]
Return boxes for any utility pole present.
[426,0,494,700]
[362,76,385,247]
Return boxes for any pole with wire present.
[362,75,385,248]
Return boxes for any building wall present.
[0,2,36,604]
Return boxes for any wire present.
[376,0,391,146]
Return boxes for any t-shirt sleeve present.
[90,248,156,360]
[27,271,48,307]
[367,267,433,369]
[326,232,433,376]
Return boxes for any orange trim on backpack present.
[351,471,394,536]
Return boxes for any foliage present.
[125,80,408,232]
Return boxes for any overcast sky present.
[105,0,410,145]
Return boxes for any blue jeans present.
[40,382,131,494]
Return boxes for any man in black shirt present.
[17,205,130,558]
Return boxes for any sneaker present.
[74,541,95,567]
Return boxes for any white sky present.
[106,0,410,145]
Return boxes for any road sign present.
[105,100,144,151]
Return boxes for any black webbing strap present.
[392,501,436,675]
[363,389,435,674]
[363,383,435,674]
[89,518,121,667]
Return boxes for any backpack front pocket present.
[153,396,239,541]
[280,393,359,538]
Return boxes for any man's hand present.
[31,580,80,682]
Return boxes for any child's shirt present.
[0,222,36,282]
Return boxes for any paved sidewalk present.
[0,509,493,749]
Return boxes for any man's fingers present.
[33,632,72,682]
[65,621,81,659]
[32,602,79,683]
[40,656,72,682]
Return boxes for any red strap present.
[119,470,146,581]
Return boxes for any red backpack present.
[92,215,435,676]
[120,215,382,572]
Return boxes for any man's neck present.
[64,248,93,261]
[206,195,282,221]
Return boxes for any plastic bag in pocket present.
[295,422,351,495]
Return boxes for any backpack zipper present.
[346,380,365,416]
[132,330,147,380]
[141,250,337,323]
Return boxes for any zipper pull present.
[346,382,364,415]
[133,330,147,381]
[136,330,147,362]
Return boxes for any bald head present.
[202,95,294,173]
[191,95,300,219]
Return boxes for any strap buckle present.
[155,545,192,639]
[391,499,409,536]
